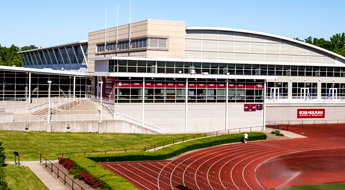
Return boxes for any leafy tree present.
[299,33,345,57]
[0,44,37,67]
[21,45,38,51]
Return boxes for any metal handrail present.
[266,120,345,131]
[40,155,84,190]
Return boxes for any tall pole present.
[185,79,188,133]
[47,81,52,123]
[128,0,131,54]
[263,81,266,131]
[73,76,76,101]
[99,81,103,122]
[116,5,119,50]
[142,78,145,127]
[28,72,31,104]
[104,8,107,52]
[225,79,229,131]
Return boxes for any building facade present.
[12,19,345,133]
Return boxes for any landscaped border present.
[69,132,266,190]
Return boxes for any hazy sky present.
[1,0,344,48]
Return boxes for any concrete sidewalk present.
[266,127,307,139]
[7,161,67,190]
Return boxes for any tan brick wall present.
[88,20,186,73]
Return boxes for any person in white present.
[244,133,248,144]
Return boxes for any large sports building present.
[2,20,345,133]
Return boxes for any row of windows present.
[115,88,264,103]
[266,82,345,100]
[0,71,90,101]
[109,60,345,78]
[97,38,167,52]
[22,45,88,66]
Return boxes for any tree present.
[298,33,345,57]
[20,45,38,51]
[0,44,37,67]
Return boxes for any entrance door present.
[328,88,337,100]
[300,88,310,99]
[270,87,279,99]
[86,85,92,99]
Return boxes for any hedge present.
[70,132,266,190]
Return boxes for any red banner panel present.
[244,104,257,112]
[297,109,325,119]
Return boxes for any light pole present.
[47,80,52,123]
[99,81,103,122]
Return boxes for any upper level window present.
[148,38,167,48]
[97,37,167,52]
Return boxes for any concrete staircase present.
[31,100,81,120]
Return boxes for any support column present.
[73,76,76,101]
[288,80,292,101]
[28,73,31,103]
[225,79,229,131]
[185,79,188,133]
[263,81,267,131]
[142,78,145,127]
[317,80,322,101]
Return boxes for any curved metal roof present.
[187,27,345,63]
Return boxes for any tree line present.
[0,45,37,67]
[295,33,345,57]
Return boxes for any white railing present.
[114,113,163,133]
[0,112,163,133]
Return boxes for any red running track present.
[100,124,345,190]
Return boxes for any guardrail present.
[40,125,263,159]
[266,120,345,131]
[40,155,84,190]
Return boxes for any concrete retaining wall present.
[0,120,158,134]
[266,103,345,124]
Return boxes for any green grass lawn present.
[0,130,197,161]
[5,164,48,190]
[271,183,345,190]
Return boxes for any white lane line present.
[107,164,152,190]
[254,146,345,189]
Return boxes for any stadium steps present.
[31,100,81,120]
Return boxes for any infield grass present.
[0,130,199,161]
[271,183,345,190]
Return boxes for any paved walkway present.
[7,161,67,190]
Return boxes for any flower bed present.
[58,157,103,189]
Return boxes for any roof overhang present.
[18,40,88,54]
[186,27,345,64]
[92,56,345,67]
[0,65,86,76]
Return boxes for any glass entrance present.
[300,88,310,99]
[270,87,279,99]
[328,88,337,99]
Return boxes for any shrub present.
[70,132,266,190]
[271,130,283,136]
[58,157,104,189]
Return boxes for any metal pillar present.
[185,79,188,133]
[142,78,145,127]
[47,81,52,123]
[73,76,76,101]
[28,73,31,103]
[263,81,267,131]
[99,81,103,122]
[225,79,229,130]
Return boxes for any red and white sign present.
[297,109,325,119]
